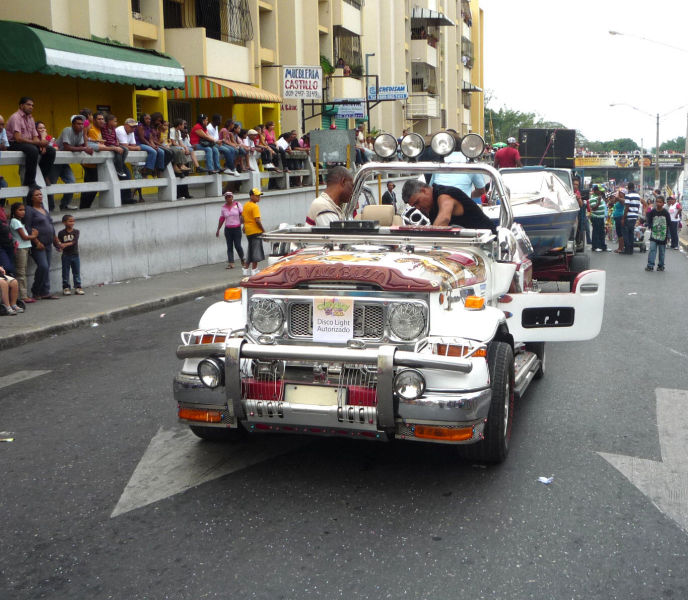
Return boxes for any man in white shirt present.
[306,166,353,226]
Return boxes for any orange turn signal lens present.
[435,344,486,358]
[178,408,222,423]
[224,287,242,301]
[464,295,485,310]
[194,334,226,344]
[414,424,474,442]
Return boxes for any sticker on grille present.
[289,303,384,339]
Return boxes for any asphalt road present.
[2,248,688,600]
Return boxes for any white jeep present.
[173,158,605,463]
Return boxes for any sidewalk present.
[0,263,244,351]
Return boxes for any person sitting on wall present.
[6,96,56,187]
[54,115,93,211]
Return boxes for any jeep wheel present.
[525,342,545,379]
[462,341,515,464]
[190,425,246,443]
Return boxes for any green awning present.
[0,21,185,89]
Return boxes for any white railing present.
[0,149,314,206]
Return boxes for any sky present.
[480,0,688,147]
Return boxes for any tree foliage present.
[660,137,686,153]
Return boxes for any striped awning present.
[170,76,281,103]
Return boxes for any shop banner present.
[283,66,322,99]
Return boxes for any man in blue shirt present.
[429,151,486,204]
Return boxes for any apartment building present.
[0,0,482,144]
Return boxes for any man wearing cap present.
[306,166,354,226]
[243,188,266,275]
[53,115,93,210]
[115,118,142,152]
[493,136,522,169]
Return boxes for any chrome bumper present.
[176,339,482,438]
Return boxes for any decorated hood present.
[243,247,486,291]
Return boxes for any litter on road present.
[537,476,554,485]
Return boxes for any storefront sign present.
[283,66,322,99]
[336,99,365,118]
[574,155,684,168]
[368,85,408,101]
[313,297,354,343]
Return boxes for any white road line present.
[0,370,52,391]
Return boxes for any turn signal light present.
[435,344,486,358]
[414,424,474,441]
[464,296,485,310]
[194,334,226,344]
[178,407,222,423]
[224,287,242,301]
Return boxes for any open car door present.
[497,270,605,342]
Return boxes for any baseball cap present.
[124,118,137,126]
[250,187,262,196]
[224,190,234,197]
[507,137,516,144]
[247,129,258,136]
[71,114,84,123]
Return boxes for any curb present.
[0,282,231,352]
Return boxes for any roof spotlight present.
[373,133,398,158]
[430,131,458,157]
[400,133,425,158]
[460,133,486,159]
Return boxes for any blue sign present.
[335,98,365,118]
[368,85,409,101]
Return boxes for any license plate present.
[285,385,340,406]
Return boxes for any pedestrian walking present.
[215,191,245,270]
[57,214,83,295]
[590,185,608,251]
[646,196,670,271]
[242,188,265,276]
[622,182,642,255]
[666,196,681,249]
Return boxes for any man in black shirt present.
[401,180,496,232]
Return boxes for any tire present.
[525,342,545,380]
[462,341,515,464]
[189,425,246,443]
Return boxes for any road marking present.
[112,426,306,517]
[598,388,688,535]
[0,370,51,390]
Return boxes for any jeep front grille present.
[289,302,385,340]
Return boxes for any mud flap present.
[497,270,605,342]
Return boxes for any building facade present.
[0,0,483,154]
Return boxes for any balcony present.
[410,39,437,67]
[165,27,250,82]
[331,72,363,99]
[407,93,439,119]
[131,15,158,42]
[333,0,361,36]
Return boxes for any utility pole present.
[655,113,660,190]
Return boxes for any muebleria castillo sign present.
[283,66,322,99]
[313,297,354,343]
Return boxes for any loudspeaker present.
[518,128,575,169]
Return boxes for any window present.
[461,36,474,69]
[131,0,141,13]
[333,26,362,75]
[343,0,363,8]
[164,0,254,44]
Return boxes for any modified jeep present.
[173,142,605,463]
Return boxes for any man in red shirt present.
[493,136,523,169]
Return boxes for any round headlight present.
[388,303,426,340]
[460,133,485,159]
[198,358,224,389]
[394,369,426,400]
[373,133,398,158]
[250,298,284,334]
[430,131,457,157]
[400,133,425,158]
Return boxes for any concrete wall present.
[35,189,318,292]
